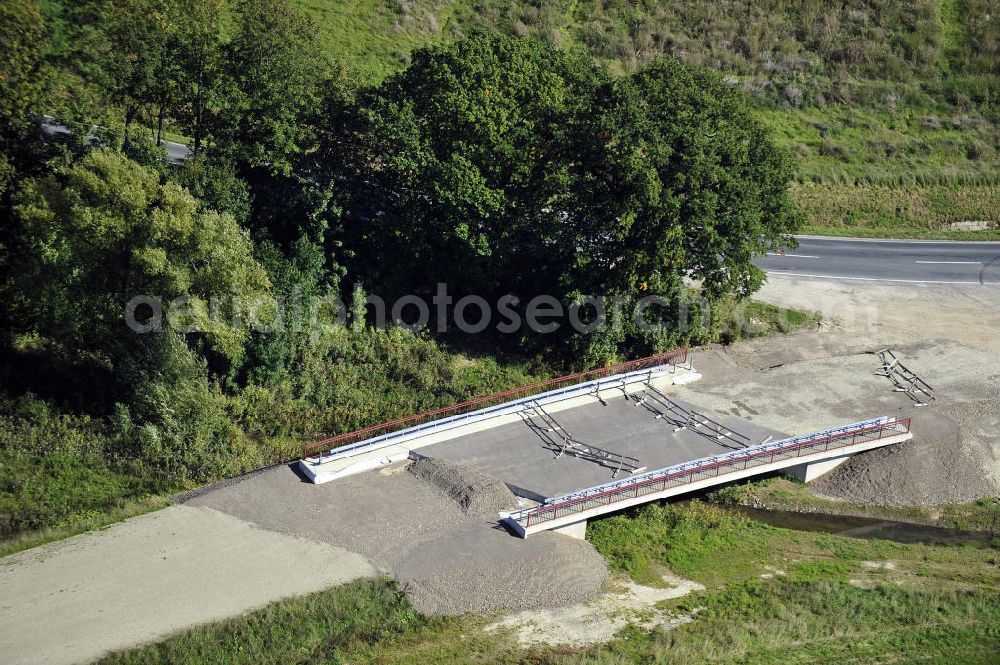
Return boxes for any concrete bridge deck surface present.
[422,392,788,499]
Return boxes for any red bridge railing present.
[303,348,689,459]
[510,416,911,529]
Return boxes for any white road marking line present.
[766,253,820,258]
[795,235,1000,245]
[914,260,981,264]
[765,270,987,285]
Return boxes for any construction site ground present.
[2,275,998,664]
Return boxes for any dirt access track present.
[0,505,374,665]
[1,274,998,664]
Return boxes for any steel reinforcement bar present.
[506,416,911,530]
[302,348,689,459]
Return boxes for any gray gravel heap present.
[812,400,1000,506]
[408,456,518,517]
[397,524,609,615]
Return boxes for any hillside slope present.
[298,0,1000,237]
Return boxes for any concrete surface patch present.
[0,505,374,665]
[422,393,786,498]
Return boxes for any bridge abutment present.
[552,519,588,540]
[788,455,852,483]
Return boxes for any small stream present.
[725,506,996,548]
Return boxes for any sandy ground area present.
[186,461,609,615]
[488,572,703,647]
[0,505,374,665]
[753,275,1000,356]
[675,275,1000,506]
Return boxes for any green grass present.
[0,391,177,548]
[94,500,1000,664]
[0,441,174,556]
[96,577,502,665]
[293,0,456,82]
[0,493,167,558]
[292,1,999,88]
[580,501,1000,663]
[712,299,821,345]
[758,106,1000,186]
[798,224,1000,240]
[709,476,1000,533]
[791,180,1000,237]
[571,580,1000,665]
[586,501,1000,590]
[761,105,1000,238]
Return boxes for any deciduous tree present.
[14,149,270,368]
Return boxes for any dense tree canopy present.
[332,34,798,354]
[335,35,601,300]
[0,0,48,196]
[213,0,327,175]
[572,58,799,300]
[12,150,270,366]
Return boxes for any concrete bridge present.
[502,416,912,538]
[300,349,699,484]
[299,349,913,538]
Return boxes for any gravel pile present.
[407,457,518,517]
[395,523,608,615]
[813,400,1000,506]
[188,462,609,616]
[680,336,1000,508]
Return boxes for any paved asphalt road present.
[756,236,1000,285]
[41,117,191,164]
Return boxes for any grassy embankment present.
[96,501,1000,664]
[708,476,1000,533]
[763,107,1000,239]
[293,0,1000,239]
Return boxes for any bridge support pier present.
[552,519,587,540]
[789,455,851,483]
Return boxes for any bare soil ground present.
[676,276,1000,506]
[185,460,608,615]
[487,572,703,647]
[0,505,374,665]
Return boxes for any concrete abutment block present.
[552,519,588,540]
[788,455,852,483]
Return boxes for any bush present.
[0,393,165,536]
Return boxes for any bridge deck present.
[296,350,913,539]
[504,416,913,536]
[420,393,786,500]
